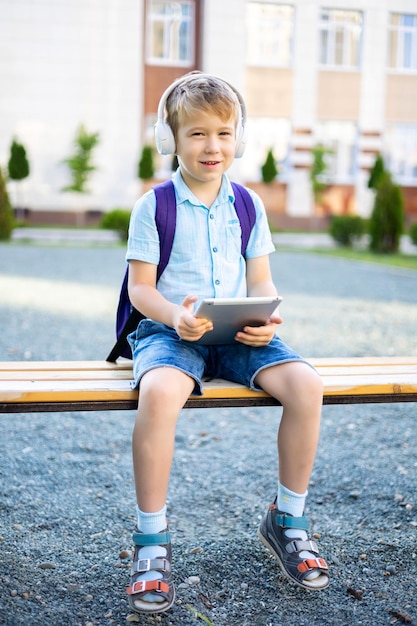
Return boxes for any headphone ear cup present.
[154,120,176,155]
[234,123,247,158]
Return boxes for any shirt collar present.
[172,168,235,208]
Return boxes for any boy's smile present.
[175,110,237,199]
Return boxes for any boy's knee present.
[266,361,323,406]
[295,364,323,400]
[139,368,193,408]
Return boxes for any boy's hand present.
[173,295,213,341]
[234,313,283,347]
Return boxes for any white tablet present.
[194,296,282,345]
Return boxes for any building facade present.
[0,0,143,220]
[1,0,416,225]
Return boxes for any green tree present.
[369,171,404,253]
[138,145,155,180]
[261,148,278,183]
[62,124,100,193]
[410,221,417,247]
[367,153,385,190]
[0,167,14,240]
[8,139,30,182]
[7,138,30,212]
[310,144,332,204]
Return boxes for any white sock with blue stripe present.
[278,482,307,517]
[137,505,167,534]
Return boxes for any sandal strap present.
[285,539,319,554]
[274,512,309,532]
[132,557,171,574]
[126,579,170,596]
[297,557,329,574]
[132,530,171,547]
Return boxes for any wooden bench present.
[1,356,417,413]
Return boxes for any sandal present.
[258,500,329,590]
[126,527,175,613]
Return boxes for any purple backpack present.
[106,179,256,361]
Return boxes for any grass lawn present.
[305,247,417,271]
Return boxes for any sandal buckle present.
[136,558,151,572]
[129,580,147,594]
[316,557,329,570]
[297,557,329,574]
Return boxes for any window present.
[246,2,294,67]
[315,121,358,182]
[385,123,417,183]
[146,1,194,66]
[240,118,291,181]
[319,9,362,68]
[388,13,417,71]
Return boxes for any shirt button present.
[209,214,214,220]
[215,279,220,285]
[213,247,218,253]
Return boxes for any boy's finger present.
[181,294,198,310]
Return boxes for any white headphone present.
[154,73,248,158]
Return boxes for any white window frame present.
[146,0,195,67]
[315,121,359,183]
[385,123,417,184]
[319,8,362,69]
[239,117,291,182]
[388,13,417,72]
[246,2,294,68]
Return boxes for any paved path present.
[11,227,417,254]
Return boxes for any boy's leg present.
[255,361,322,494]
[133,366,195,512]
[127,366,195,614]
[256,361,329,589]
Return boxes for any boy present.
[125,72,329,614]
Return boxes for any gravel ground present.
[0,241,416,626]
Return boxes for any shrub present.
[8,138,30,182]
[369,171,404,253]
[62,124,100,193]
[261,148,278,183]
[100,208,131,241]
[310,144,332,203]
[367,153,385,190]
[0,166,14,240]
[409,221,417,246]
[329,215,366,247]
[138,145,154,180]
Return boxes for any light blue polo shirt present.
[126,169,275,307]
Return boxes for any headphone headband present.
[154,73,247,158]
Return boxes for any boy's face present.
[175,109,237,189]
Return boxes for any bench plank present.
[1,357,417,413]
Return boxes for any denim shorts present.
[128,320,311,395]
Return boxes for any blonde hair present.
[165,73,241,141]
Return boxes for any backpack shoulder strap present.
[106,180,177,362]
[154,180,177,281]
[231,182,256,256]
